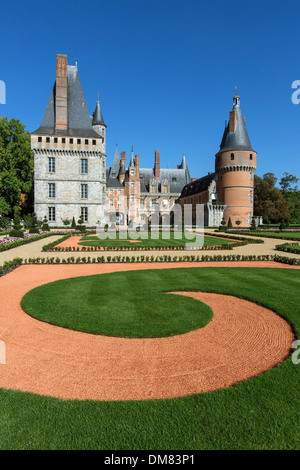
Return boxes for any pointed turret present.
[110,145,120,178]
[92,92,106,126]
[215,92,257,227]
[129,145,135,167]
[219,94,253,152]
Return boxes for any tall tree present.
[279,173,300,223]
[254,173,290,223]
[0,115,34,216]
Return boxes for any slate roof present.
[180,173,216,198]
[32,65,100,138]
[219,95,253,152]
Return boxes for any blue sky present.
[1,0,299,183]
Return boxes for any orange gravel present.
[56,236,142,249]
[0,262,296,401]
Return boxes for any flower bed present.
[275,242,300,254]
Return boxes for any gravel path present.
[0,263,295,401]
[0,232,299,263]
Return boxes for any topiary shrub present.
[71,217,76,229]
[41,215,50,231]
[227,217,233,228]
[10,229,24,238]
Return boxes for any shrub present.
[10,229,24,238]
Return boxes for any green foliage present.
[62,218,71,226]
[227,217,233,228]
[9,229,24,238]
[71,217,76,229]
[0,115,34,216]
[41,216,50,231]
[28,213,40,234]
[254,173,290,223]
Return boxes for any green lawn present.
[229,230,300,241]
[78,232,232,248]
[1,267,299,449]
[21,271,213,337]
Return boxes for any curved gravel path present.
[0,263,295,401]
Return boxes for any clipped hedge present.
[21,254,300,265]
[0,257,23,276]
[275,242,300,254]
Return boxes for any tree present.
[279,173,300,224]
[0,115,34,217]
[254,173,290,223]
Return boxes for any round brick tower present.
[215,94,257,227]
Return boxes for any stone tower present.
[215,93,257,226]
[31,54,106,227]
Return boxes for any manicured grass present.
[229,230,300,241]
[276,243,300,254]
[21,271,213,337]
[2,267,300,449]
[78,233,232,248]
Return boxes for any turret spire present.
[92,92,106,126]
[219,93,252,152]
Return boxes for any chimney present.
[121,151,126,169]
[135,155,140,178]
[55,54,68,130]
[229,109,237,133]
[154,150,160,180]
[192,178,197,182]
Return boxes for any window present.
[81,159,88,174]
[249,190,253,204]
[48,183,55,198]
[250,172,253,181]
[54,137,58,144]
[130,196,134,203]
[85,139,89,145]
[117,200,122,207]
[38,137,42,143]
[69,138,73,144]
[92,140,96,146]
[62,138,66,144]
[231,153,234,160]
[48,207,55,222]
[81,207,88,222]
[109,199,113,206]
[118,189,122,195]
[46,137,50,143]
[151,198,156,207]
[172,177,177,182]
[77,139,81,145]
[140,199,145,209]
[198,195,202,203]
[130,169,135,176]
[131,182,135,187]
[250,154,253,160]
[48,157,55,173]
[81,184,88,199]
[109,189,113,195]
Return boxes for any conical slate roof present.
[109,146,120,178]
[92,92,106,126]
[219,95,253,152]
[32,64,100,138]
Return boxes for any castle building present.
[106,146,191,225]
[179,93,257,227]
[31,54,256,228]
[31,54,106,226]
